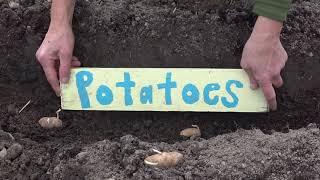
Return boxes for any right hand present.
[36,25,81,96]
[240,17,287,111]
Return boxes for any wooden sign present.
[61,68,268,112]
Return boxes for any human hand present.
[36,25,80,96]
[241,16,288,111]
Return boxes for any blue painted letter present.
[203,83,220,106]
[157,72,177,105]
[221,80,243,108]
[116,72,136,106]
[96,85,113,105]
[140,85,153,104]
[76,71,93,108]
[182,83,199,104]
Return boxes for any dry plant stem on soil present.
[152,149,162,154]
[18,100,31,114]
[56,108,61,119]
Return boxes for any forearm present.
[50,0,75,28]
[248,16,283,52]
[253,0,292,22]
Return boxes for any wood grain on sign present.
[61,68,268,112]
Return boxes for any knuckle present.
[271,71,280,78]
[276,79,284,87]
[36,50,45,62]
[282,48,288,58]
[60,50,72,57]
[59,66,71,75]
[256,74,269,83]
[276,76,283,83]
[46,76,56,84]
[60,61,71,69]
[284,51,288,60]
[240,61,248,69]
[267,95,276,101]
[60,69,69,75]
[243,42,251,50]
[281,49,288,63]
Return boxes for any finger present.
[59,52,72,84]
[36,49,60,96]
[42,64,60,96]
[243,69,258,90]
[72,56,79,62]
[272,75,283,88]
[71,60,81,67]
[260,83,277,111]
[71,56,81,67]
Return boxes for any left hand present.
[240,16,288,111]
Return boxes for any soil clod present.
[0,130,15,141]
[6,143,23,160]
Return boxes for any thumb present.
[59,51,72,84]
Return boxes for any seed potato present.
[39,117,62,129]
[39,108,62,129]
[180,125,201,139]
[144,150,183,167]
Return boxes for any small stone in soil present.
[76,151,89,162]
[36,157,44,166]
[307,123,317,129]
[30,173,41,180]
[0,130,15,141]
[0,148,7,159]
[6,143,23,160]
[8,1,19,9]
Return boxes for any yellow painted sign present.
[61,68,268,112]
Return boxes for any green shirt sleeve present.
[253,0,292,22]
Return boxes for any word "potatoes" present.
[75,71,244,109]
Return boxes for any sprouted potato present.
[39,109,62,129]
[144,149,183,167]
[180,125,201,139]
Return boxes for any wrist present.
[50,19,72,28]
[252,16,283,35]
[48,22,72,34]
[50,13,73,29]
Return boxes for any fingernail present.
[270,104,277,111]
[61,78,69,84]
[250,84,258,90]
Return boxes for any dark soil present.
[0,0,319,179]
